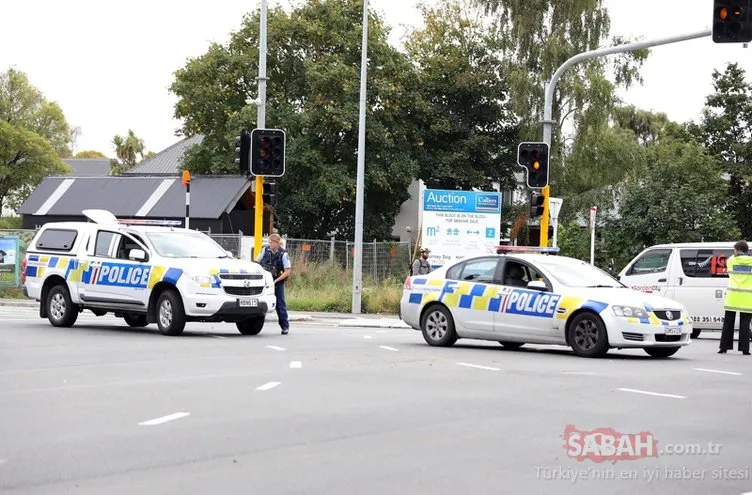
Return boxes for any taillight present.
[403,277,412,289]
[21,258,27,284]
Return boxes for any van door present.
[673,247,734,331]
[620,248,673,296]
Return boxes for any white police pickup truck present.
[22,209,277,336]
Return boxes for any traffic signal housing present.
[517,142,550,189]
[251,128,286,177]
[235,130,251,175]
[713,0,752,43]
[530,193,544,218]
[263,181,278,207]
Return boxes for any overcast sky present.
[1,0,750,157]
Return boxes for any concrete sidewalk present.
[0,298,405,327]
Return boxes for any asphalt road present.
[1,305,751,494]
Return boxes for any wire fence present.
[0,229,414,288]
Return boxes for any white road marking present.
[364,335,372,339]
[379,345,399,352]
[693,368,743,376]
[266,345,286,351]
[457,362,501,371]
[138,412,190,426]
[561,371,597,375]
[618,388,686,399]
[375,330,391,333]
[0,459,6,466]
[290,361,302,369]
[256,381,281,391]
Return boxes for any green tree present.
[110,129,146,175]
[610,138,738,257]
[688,63,752,239]
[403,0,520,191]
[74,150,108,159]
[170,0,423,240]
[0,68,71,211]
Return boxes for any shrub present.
[285,255,402,314]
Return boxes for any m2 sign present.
[421,188,502,268]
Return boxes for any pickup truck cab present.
[23,209,277,336]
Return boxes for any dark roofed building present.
[124,134,204,176]
[62,158,111,176]
[18,175,268,235]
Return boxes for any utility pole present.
[351,0,369,314]
[254,0,268,260]
[539,29,711,246]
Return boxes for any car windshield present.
[538,260,624,288]
[145,231,229,258]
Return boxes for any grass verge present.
[286,259,402,314]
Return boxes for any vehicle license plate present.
[238,298,258,307]
[665,327,681,335]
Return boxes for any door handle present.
[658,278,667,282]
[678,277,683,286]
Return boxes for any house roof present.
[62,159,111,176]
[124,134,204,176]
[18,175,250,219]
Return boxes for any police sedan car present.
[399,248,693,358]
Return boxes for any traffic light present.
[713,0,752,43]
[517,142,550,189]
[235,130,251,175]
[251,128,286,177]
[263,181,278,207]
[530,193,544,218]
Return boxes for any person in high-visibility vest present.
[719,240,752,355]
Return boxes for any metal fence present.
[0,229,412,287]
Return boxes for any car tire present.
[498,341,525,350]
[156,290,186,336]
[567,312,610,358]
[420,305,458,347]
[123,314,148,328]
[644,346,681,358]
[46,284,78,328]
[236,317,265,335]
[691,329,701,339]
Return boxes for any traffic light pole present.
[538,28,711,247]
[352,0,369,314]
[254,0,268,259]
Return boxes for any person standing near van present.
[719,240,752,355]
[256,233,292,335]
[411,248,432,276]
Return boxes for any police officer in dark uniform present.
[256,233,292,335]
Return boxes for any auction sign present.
[420,188,502,268]
[0,235,20,287]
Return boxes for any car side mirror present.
[527,280,548,292]
[225,250,234,258]
[129,248,147,262]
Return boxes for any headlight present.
[188,273,213,285]
[264,272,274,288]
[612,305,648,318]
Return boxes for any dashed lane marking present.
[256,381,281,391]
[364,336,372,339]
[266,345,286,351]
[693,368,743,376]
[379,346,399,352]
[457,362,501,371]
[560,371,597,375]
[290,361,302,369]
[618,388,686,399]
[138,412,190,426]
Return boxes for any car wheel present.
[46,284,78,327]
[123,314,148,328]
[236,317,265,335]
[691,329,701,339]
[156,290,186,336]
[644,346,681,358]
[568,312,610,358]
[498,341,525,350]
[420,305,458,347]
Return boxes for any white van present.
[618,242,736,339]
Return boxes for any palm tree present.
[111,129,145,174]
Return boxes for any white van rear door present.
[672,247,734,330]
[619,248,672,296]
